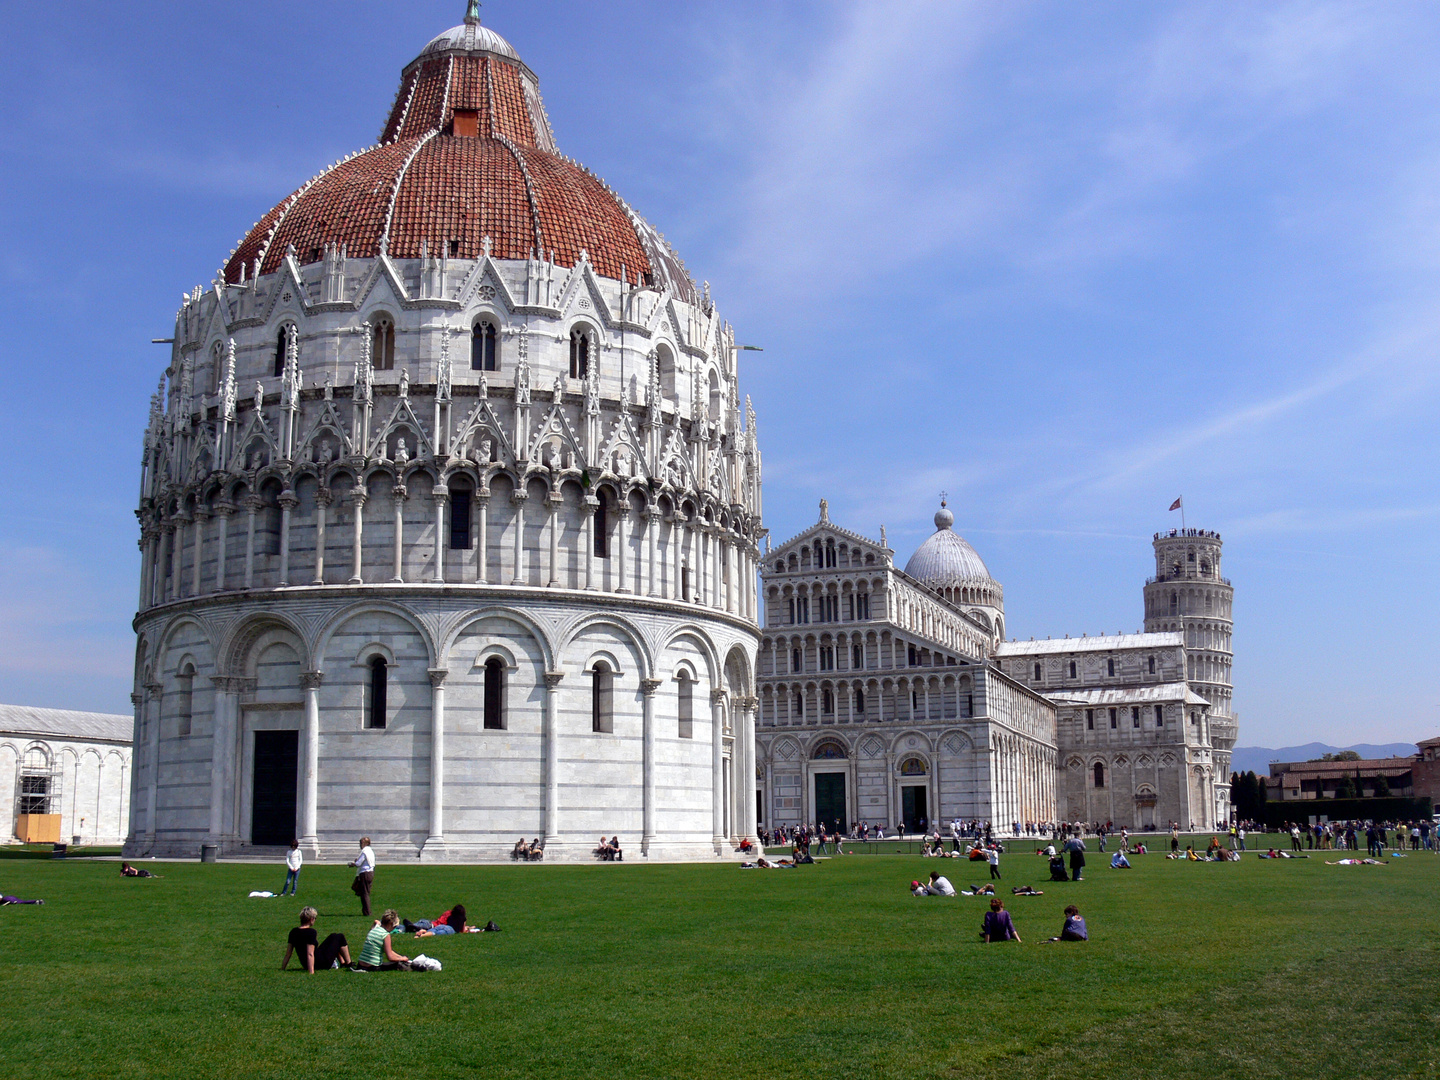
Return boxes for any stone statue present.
[253,381,264,413]
[323,372,334,400]
[399,367,410,399]
[819,498,829,523]
[395,436,410,465]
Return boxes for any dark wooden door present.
[814,772,846,832]
[902,785,928,834]
[251,730,299,846]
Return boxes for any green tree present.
[1334,774,1357,800]
[1372,774,1391,798]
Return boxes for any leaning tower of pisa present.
[1143,529,1236,781]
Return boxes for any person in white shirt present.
[925,871,956,896]
[348,836,376,917]
[987,846,1001,880]
[281,839,303,896]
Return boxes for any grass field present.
[2,836,1437,1080]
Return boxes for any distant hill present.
[1230,743,1419,775]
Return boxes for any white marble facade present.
[128,14,762,862]
[1,705,132,845]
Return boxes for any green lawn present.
[1,840,1436,1080]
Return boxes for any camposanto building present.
[127,7,763,862]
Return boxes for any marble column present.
[511,490,528,585]
[741,697,759,843]
[475,490,489,583]
[583,495,598,590]
[214,502,233,591]
[646,507,660,597]
[208,677,238,841]
[711,689,727,852]
[543,672,563,842]
[312,489,330,585]
[391,484,407,583]
[127,690,143,843]
[615,505,631,593]
[671,512,684,600]
[423,669,448,858]
[160,521,176,601]
[299,672,322,849]
[641,678,662,854]
[191,507,207,597]
[243,496,261,589]
[348,489,367,584]
[143,683,161,840]
[432,490,448,583]
[546,491,561,587]
[277,490,297,586]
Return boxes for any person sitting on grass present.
[282,906,350,972]
[412,904,467,937]
[925,871,956,896]
[354,911,411,970]
[1185,845,1201,861]
[120,862,158,878]
[980,898,1021,943]
[1133,842,1147,855]
[1042,905,1087,942]
[1110,850,1131,869]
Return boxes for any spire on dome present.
[464,0,481,25]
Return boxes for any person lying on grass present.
[120,862,158,878]
[409,904,469,936]
[961,883,996,896]
[1011,885,1043,896]
[354,911,412,970]
[1325,858,1388,865]
[980,898,1021,943]
[282,906,350,972]
[1042,905,1087,943]
[1,894,44,905]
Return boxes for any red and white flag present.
[1168,497,1183,512]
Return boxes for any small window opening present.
[591,661,614,733]
[453,108,480,138]
[449,487,472,549]
[677,672,694,739]
[594,490,609,558]
[483,657,505,730]
[1109,707,1117,729]
[1093,762,1105,788]
[273,326,289,378]
[1069,660,1077,679]
[822,688,834,715]
[1148,656,1156,674]
[852,644,863,669]
[177,664,195,737]
[854,688,865,715]
[569,328,590,379]
[366,656,388,729]
[1154,704,1164,726]
[1131,707,1140,728]
[1086,709,1094,730]
[1107,658,1115,677]
[1033,662,1042,681]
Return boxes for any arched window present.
[1107,658,1115,677]
[211,341,224,394]
[852,643,863,669]
[677,671,694,739]
[791,647,802,673]
[793,692,803,718]
[471,320,498,371]
[366,656,388,729]
[483,657,505,730]
[1154,705,1164,726]
[908,645,918,667]
[569,327,591,379]
[177,663,195,737]
[822,688,834,715]
[1086,709,1094,730]
[1169,591,1178,613]
[593,489,609,558]
[708,368,721,420]
[1068,660,1077,679]
[1033,662,1042,681]
[372,317,396,371]
[1093,762,1105,788]
[590,661,614,733]
[854,687,865,714]
[1148,655,1156,674]
[273,325,290,378]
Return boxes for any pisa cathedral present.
[128,8,763,862]
[756,505,1236,834]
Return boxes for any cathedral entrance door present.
[251,730,299,846]
[814,772,846,833]
[902,785,927,834]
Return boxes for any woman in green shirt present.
[355,910,411,970]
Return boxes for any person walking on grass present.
[280,840,302,897]
[349,836,376,917]
[988,845,1001,880]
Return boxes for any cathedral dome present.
[223,6,695,300]
[904,502,994,587]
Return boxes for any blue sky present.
[1,1,1436,746]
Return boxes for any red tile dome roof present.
[224,14,696,301]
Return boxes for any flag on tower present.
[1168,497,1183,512]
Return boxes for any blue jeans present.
[281,868,299,895]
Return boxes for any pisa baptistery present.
[127,6,763,862]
